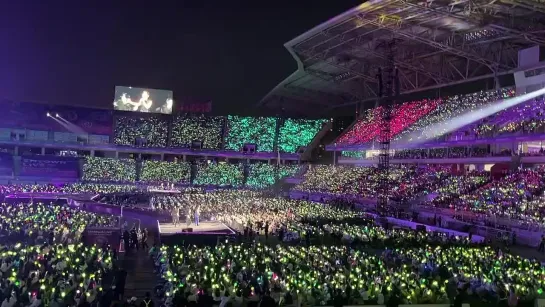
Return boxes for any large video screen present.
[113,86,173,114]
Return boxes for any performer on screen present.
[194,205,200,226]
[121,91,153,112]
[156,98,173,114]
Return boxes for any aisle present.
[121,248,159,301]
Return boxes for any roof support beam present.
[266,95,326,117]
[403,0,545,46]
[304,69,362,100]
[497,0,545,16]
[301,7,446,64]
[302,28,383,64]
[321,59,378,84]
[360,16,505,71]
[283,85,349,105]
[348,45,449,84]
[294,0,398,54]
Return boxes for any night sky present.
[0,0,362,116]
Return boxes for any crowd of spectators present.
[0,201,118,307]
[224,116,277,152]
[2,177,543,306]
[152,190,360,231]
[391,147,490,159]
[110,114,329,153]
[0,202,119,243]
[140,160,191,184]
[341,151,366,158]
[396,88,515,142]
[428,172,490,204]
[82,157,137,182]
[277,119,326,153]
[294,165,373,196]
[335,88,518,146]
[246,164,299,188]
[387,166,450,202]
[0,183,543,307]
[337,98,440,145]
[111,114,329,154]
[452,97,545,139]
[171,115,224,149]
[293,164,545,226]
[144,190,545,307]
[399,91,545,143]
[428,168,545,223]
[194,162,244,187]
[295,165,450,201]
[0,183,138,194]
[347,146,515,160]
[114,116,169,147]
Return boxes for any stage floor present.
[158,221,235,235]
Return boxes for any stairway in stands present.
[121,249,158,302]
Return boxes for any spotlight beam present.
[54,116,87,134]
[398,87,545,148]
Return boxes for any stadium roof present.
[259,0,545,115]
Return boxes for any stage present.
[148,188,181,194]
[158,220,237,246]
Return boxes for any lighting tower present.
[376,39,399,215]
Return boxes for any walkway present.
[121,248,158,301]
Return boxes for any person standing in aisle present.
[141,227,149,250]
[194,205,200,226]
[171,206,179,227]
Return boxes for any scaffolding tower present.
[377,40,398,215]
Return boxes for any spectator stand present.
[83,156,137,182]
[170,114,225,149]
[225,115,277,152]
[114,112,170,148]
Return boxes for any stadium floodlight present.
[46,112,50,117]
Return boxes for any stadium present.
[2,1,545,307]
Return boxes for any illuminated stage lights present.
[55,113,59,118]
[46,112,51,117]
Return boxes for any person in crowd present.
[141,227,149,250]
[197,288,213,307]
[131,227,139,251]
[115,269,128,301]
[264,220,269,241]
[260,291,276,307]
[194,205,200,226]
[186,207,192,227]
[140,292,154,307]
[172,206,179,227]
